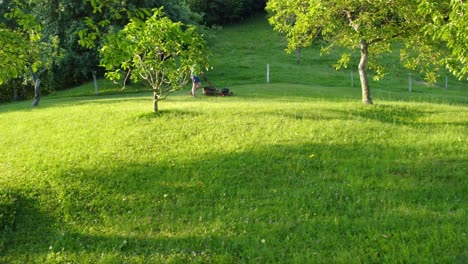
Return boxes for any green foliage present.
[0,79,30,103]
[79,0,201,49]
[418,0,468,80]
[27,0,96,89]
[0,28,28,85]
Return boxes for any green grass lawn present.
[1,15,467,263]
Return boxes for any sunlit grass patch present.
[1,81,467,262]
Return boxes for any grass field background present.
[1,15,467,263]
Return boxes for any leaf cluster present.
[418,0,467,80]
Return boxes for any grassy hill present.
[0,16,467,263]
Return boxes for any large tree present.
[100,8,209,113]
[0,0,61,106]
[266,0,465,105]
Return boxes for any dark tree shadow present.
[2,142,466,262]
[0,191,57,256]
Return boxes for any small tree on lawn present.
[100,8,210,113]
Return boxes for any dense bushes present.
[187,0,266,25]
[0,0,200,103]
[42,0,202,90]
[0,80,29,104]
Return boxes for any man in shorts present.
[190,65,202,97]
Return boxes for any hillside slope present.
[0,15,467,263]
[207,15,467,103]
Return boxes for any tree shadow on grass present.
[289,103,468,126]
[47,232,254,262]
[136,109,201,119]
[349,104,434,125]
[361,105,468,126]
[3,142,466,262]
[0,95,144,114]
[0,190,57,258]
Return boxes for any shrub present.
[187,0,266,25]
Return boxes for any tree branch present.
[344,9,359,32]
[368,32,403,45]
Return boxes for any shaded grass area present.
[0,83,467,262]
[47,79,151,99]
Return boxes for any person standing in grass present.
[190,64,202,97]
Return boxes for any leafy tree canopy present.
[419,0,467,80]
[267,0,466,104]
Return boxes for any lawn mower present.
[201,74,233,97]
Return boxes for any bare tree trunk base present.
[30,67,41,107]
[358,40,373,105]
[32,97,40,107]
[153,91,159,113]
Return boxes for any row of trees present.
[0,0,265,104]
[1,0,465,109]
[267,0,467,104]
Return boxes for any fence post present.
[351,71,354,88]
[92,71,99,95]
[408,73,412,93]
[267,64,270,83]
[445,76,448,90]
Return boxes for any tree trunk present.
[153,91,159,113]
[92,71,99,95]
[358,40,373,104]
[13,87,18,101]
[30,67,41,107]
[124,70,132,86]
